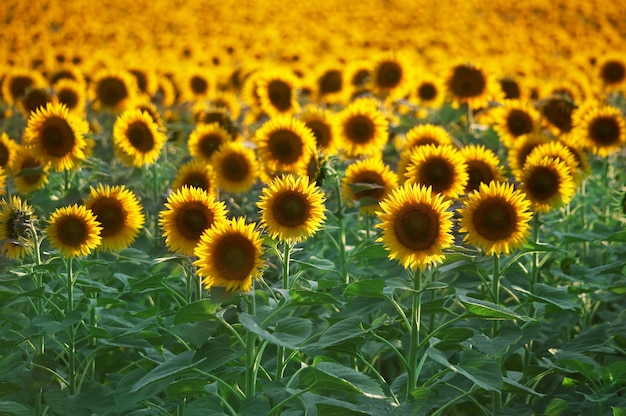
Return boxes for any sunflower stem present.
[151,162,160,242]
[66,257,77,395]
[245,290,257,397]
[407,267,423,399]
[276,240,292,380]
[530,212,541,290]
[333,178,348,284]
[465,103,473,135]
[64,169,71,193]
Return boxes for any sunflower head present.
[460,145,505,193]
[404,144,469,199]
[91,69,138,112]
[193,217,264,293]
[491,100,541,148]
[573,105,626,156]
[342,157,399,214]
[445,62,499,108]
[371,52,414,100]
[255,69,300,117]
[598,55,626,90]
[9,148,50,194]
[188,122,234,163]
[540,95,576,134]
[255,116,316,174]
[258,174,327,243]
[172,159,218,196]
[0,132,19,170]
[113,109,167,167]
[518,154,576,213]
[299,106,340,155]
[337,98,389,158]
[0,196,37,259]
[212,141,259,194]
[45,204,102,258]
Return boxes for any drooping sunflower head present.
[172,159,218,196]
[342,157,399,214]
[255,69,300,117]
[188,122,234,163]
[458,181,532,256]
[211,141,259,194]
[404,144,469,199]
[376,183,454,270]
[257,174,327,243]
[445,62,500,109]
[491,100,541,148]
[84,184,145,252]
[193,217,264,293]
[113,108,167,167]
[0,196,38,259]
[22,102,89,172]
[460,144,506,193]
[573,105,626,156]
[9,148,50,194]
[336,98,389,158]
[298,106,340,155]
[255,116,316,174]
[45,204,102,258]
[517,154,576,213]
[159,186,229,256]
[91,69,138,112]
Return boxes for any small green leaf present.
[0,401,34,416]
[427,348,502,392]
[315,361,385,398]
[458,295,529,320]
[513,284,576,310]
[239,314,312,349]
[344,279,385,298]
[174,300,219,324]
[545,397,568,416]
[292,257,337,271]
[308,316,365,349]
[350,244,389,259]
[166,378,207,399]
[612,407,626,416]
[131,350,200,392]
[609,361,626,384]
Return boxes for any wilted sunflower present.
[22,103,89,172]
[9,148,50,194]
[255,116,316,174]
[336,98,389,158]
[445,62,499,109]
[342,157,399,214]
[91,69,138,112]
[84,184,144,252]
[396,124,453,179]
[45,204,102,258]
[458,181,532,256]
[159,186,229,256]
[573,105,626,156]
[113,109,167,167]
[256,69,300,117]
[404,144,469,199]
[258,174,326,242]
[0,196,37,259]
[517,154,576,213]
[0,132,19,171]
[172,160,218,195]
[371,51,414,100]
[491,100,541,148]
[376,183,454,270]
[193,217,264,293]
[188,122,234,164]
[598,54,626,91]
[299,106,340,155]
[52,79,87,116]
[212,141,259,194]
[460,145,506,193]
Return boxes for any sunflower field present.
[1,0,626,415]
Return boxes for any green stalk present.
[276,241,291,380]
[491,254,502,414]
[66,257,76,395]
[333,178,348,284]
[245,290,257,397]
[530,213,541,290]
[407,267,423,399]
[152,163,161,242]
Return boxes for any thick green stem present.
[66,257,76,395]
[491,254,502,414]
[245,291,257,397]
[276,241,291,380]
[334,179,348,284]
[407,268,423,399]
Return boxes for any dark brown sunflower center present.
[221,153,249,182]
[376,61,402,89]
[57,88,79,110]
[41,116,75,157]
[22,89,51,115]
[500,79,520,99]
[506,110,533,137]
[268,129,303,164]
[418,83,437,101]
[394,204,440,251]
[449,65,486,98]
[199,133,224,158]
[527,166,560,201]
[413,137,439,147]
[351,171,386,201]
[352,69,370,87]
[419,157,454,194]
[268,80,292,112]
[589,116,620,146]
[97,77,128,107]
[305,120,331,148]
[50,70,76,85]
[127,121,155,153]
[466,160,494,193]
[9,76,34,100]
[90,197,127,237]
[182,172,211,191]
[345,115,375,144]
[214,234,256,281]
[20,157,43,184]
[601,61,626,85]
[319,70,342,94]
[472,198,517,241]
[541,98,574,133]
[57,217,87,247]
[130,70,148,93]
[272,191,309,227]
[176,202,213,241]
[0,143,9,167]
[190,76,209,94]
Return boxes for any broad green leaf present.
[349,244,389,259]
[344,279,385,298]
[183,396,229,416]
[194,334,241,372]
[308,316,364,349]
[0,401,33,416]
[458,295,529,321]
[502,376,545,397]
[427,348,502,392]
[512,284,576,310]
[545,397,568,416]
[239,313,312,349]
[315,361,385,398]
[292,257,337,271]
[31,312,82,335]
[174,299,219,324]
[239,395,271,416]
[610,361,626,384]
[131,350,200,392]
[612,407,626,416]
[166,378,207,399]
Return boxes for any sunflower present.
[412,72,446,109]
[52,79,87,116]
[336,98,389,158]
[83,184,144,252]
[211,141,259,194]
[344,59,372,99]
[0,166,5,195]
[404,144,469,199]
[540,95,576,134]
[460,145,506,193]
[159,186,229,256]
[525,140,580,179]
[598,54,626,91]
[458,181,532,256]
[0,132,19,171]
[45,204,102,258]
[375,183,454,270]
[498,76,524,100]
[506,132,552,175]
[257,174,326,242]
[396,124,453,179]
[490,100,542,148]
[255,69,300,117]
[9,148,50,194]
[0,196,37,259]
[210,90,242,121]
[1,68,46,105]
[572,105,626,156]
[181,68,213,102]
[153,73,178,107]
[315,64,345,104]
[445,62,500,109]
[22,103,89,172]
[113,109,167,167]
[193,217,264,293]
[188,122,234,163]
[254,116,316,174]
[517,154,576,213]
[171,159,218,196]
[342,157,399,214]
[298,106,340,155]
[18,87,53,118]
[91,69,138,112]
[48,65,86,86]
[371,51,414,100]
[192,103,238,136]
